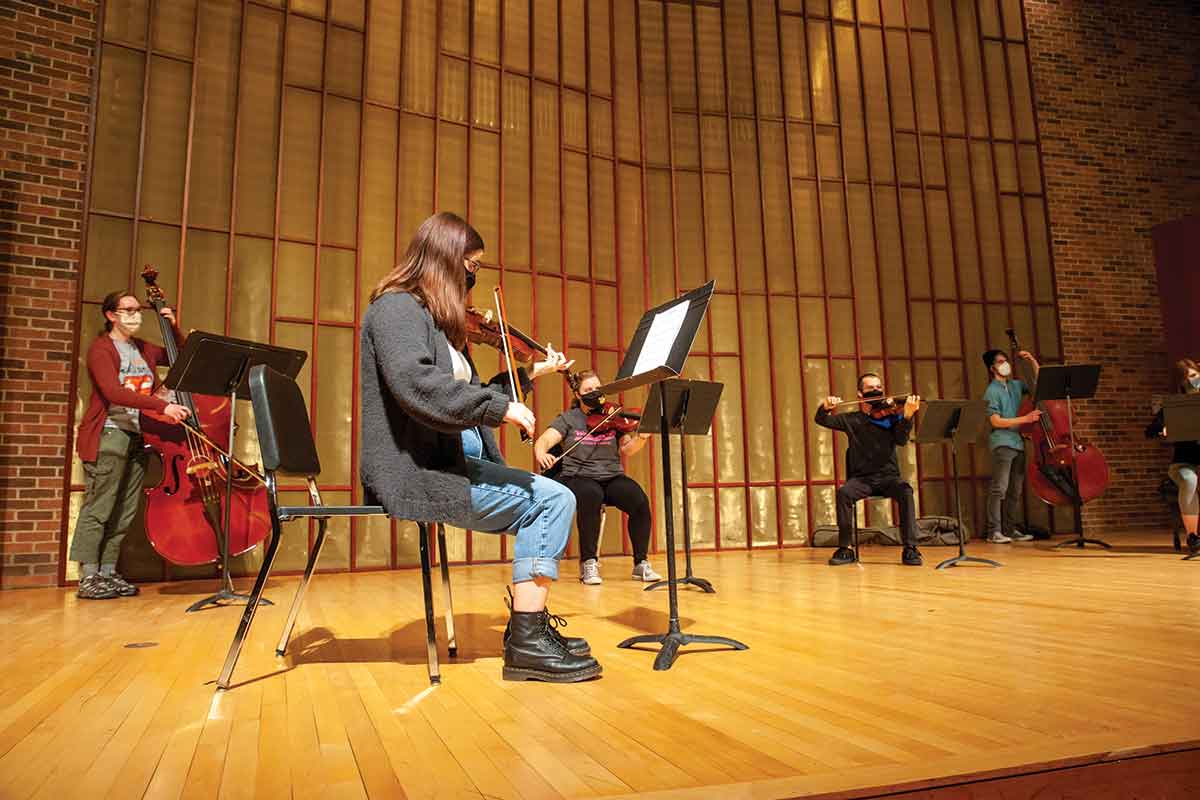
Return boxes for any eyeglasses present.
[465,258,482,273]
[115,307,141,317]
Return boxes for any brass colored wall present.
[67,0,1066,580]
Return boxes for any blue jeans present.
[449,428,575,583]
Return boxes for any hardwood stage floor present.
[1,534,1198,800]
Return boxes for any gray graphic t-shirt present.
[549,407,624,480]
[104,338,155,433]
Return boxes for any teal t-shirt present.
[985,378,1028,452]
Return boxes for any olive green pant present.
[69,427,148,566]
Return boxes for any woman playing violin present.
[360,212,599,683]
[533,371,662,585]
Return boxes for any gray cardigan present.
[359,291,525,521]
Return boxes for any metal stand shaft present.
[188,359,269,612]
[937,445,1001,570]
[1052,393,1110,550]
[618,385,745,669]
[646,394,714,593]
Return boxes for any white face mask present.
[115,312,142,335]
[1189,375,1200,390]
[996,362,1012,377]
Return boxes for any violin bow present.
[492,286,534,444]
[550,405,628,467]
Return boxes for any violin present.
[825,392,917,419]
[466,307,550,364]
[584,402,642,435]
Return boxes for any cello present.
[1006,329,1109,507]
[138,266,271,566]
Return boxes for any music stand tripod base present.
[185,582,269,612]
[618,629,748,671]
[1053,534,1112,550]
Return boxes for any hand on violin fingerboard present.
[530,343,575,380]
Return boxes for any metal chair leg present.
[418,522,440,684]
[435,524,457,657]
[276,518,329,656]
[216,519,283,690]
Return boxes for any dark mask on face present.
[861,388,888,409]
[465,269,476,291]
[580,390,603,410]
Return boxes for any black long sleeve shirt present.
[814,406,913,479]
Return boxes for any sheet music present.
[632,300,690,376]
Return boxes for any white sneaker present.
[579,559,602,585]
[631,560,662,582]
[986,532,1013,544]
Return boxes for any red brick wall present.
[0,0,97,588]
[1024,0,1200,532]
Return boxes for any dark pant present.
[69,427,148,565]
[986,445,1026,537]
[835,474,918,548]
[560,474,651,563]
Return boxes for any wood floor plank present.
[1,535,1198,799]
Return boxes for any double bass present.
[138,266,271,566]
[1006,329,1109,507]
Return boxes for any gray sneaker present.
[103,572,139,596]
[77,574,118,600]
[579,558,602,585]
[631,560,662,582]
[1009,530,1034,542]
[986,532,1013,544]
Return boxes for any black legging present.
[559,474,651,563]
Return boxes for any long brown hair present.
[370,212,484,348]
[1176,358,1200,394]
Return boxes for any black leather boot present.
[503,610,602,682]
[503,588,590,656]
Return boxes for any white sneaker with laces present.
[631,560,662,582]
[986,532,1013,544]
[579,558,602,585]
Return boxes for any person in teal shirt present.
[982,349,1041,543]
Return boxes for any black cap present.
[982,349,1004,370]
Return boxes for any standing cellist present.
[981,348,1041,543]
[70,291,190,599]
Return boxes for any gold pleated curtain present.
[67,0,1067,581]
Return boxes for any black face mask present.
[861,389,888,409]
[580,391,603,410]
[465,269,476,291]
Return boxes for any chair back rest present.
[248,364,321,476]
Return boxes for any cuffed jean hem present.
[512,556,560,583]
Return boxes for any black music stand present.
[1161,395,1200,561]
[641,379,723,594]
[600,281,748,670]
[1034,364,1109,549]
[916,400,999,570]
[163,332,307,612]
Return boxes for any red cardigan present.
[76,334,172,462]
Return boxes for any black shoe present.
[902,545,924,566]
[1188,533,1200,553]
[503,588,590,656]
[102,572,139,596]
[503,610,602,682]
[828,546,856,566]
[77,574,118,600]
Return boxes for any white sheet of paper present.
[631,301,690,376]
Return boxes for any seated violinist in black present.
[815,373,924,566]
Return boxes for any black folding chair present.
[216,364,456,690]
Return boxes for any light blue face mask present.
[1190,376,1200,390]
